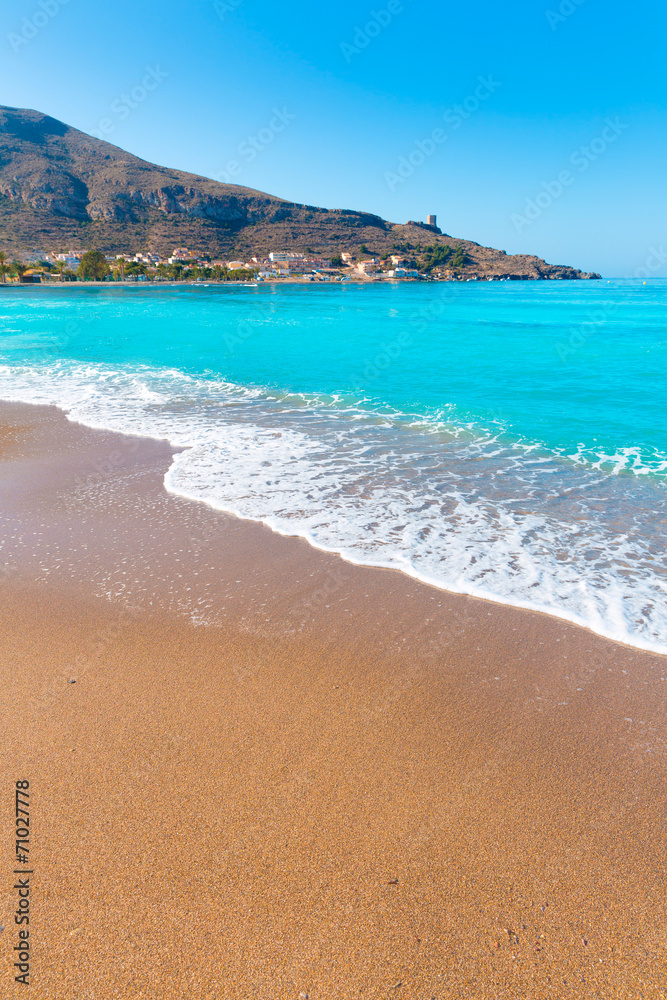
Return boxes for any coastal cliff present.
[0,106,599,279]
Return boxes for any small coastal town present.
[0,236,479,285]
[0,216,496,284]
[0,247,424,284]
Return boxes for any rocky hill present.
[0,106,599,279]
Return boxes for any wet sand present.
[1,400,666,999]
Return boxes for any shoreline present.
[2,399,667,997]
[0,372,663,656]
[164,473,667,659]
[0,272,604,288]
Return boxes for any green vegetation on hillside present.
[420,244,470,272]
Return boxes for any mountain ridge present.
[0,105,600,279]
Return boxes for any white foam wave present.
[0,359,666,655]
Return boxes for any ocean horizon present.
[1,278,665,654]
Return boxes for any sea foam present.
[0,358,665,655]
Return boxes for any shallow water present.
[0,279,665,652]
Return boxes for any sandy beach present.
[1,399,666,999]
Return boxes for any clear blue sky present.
[2,0,665,275]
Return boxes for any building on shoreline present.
[356,259,380,275]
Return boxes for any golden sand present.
[1,401,666,999]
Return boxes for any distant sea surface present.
[0,280,665,654]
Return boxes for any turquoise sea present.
[0,279,665,653]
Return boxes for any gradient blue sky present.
[2,0,665,275]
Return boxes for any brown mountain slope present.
[0,106,599,279]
